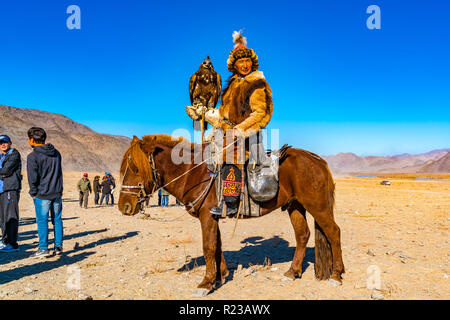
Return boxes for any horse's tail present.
[314,168,335,280]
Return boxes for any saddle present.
[211,143,290,217]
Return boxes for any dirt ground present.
[0,172,448,300]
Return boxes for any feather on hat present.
[227,30,259,73]
[232,30,247,50]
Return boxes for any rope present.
[230,141,246,240]
[123,136,242,221]
[148,138,237,198]
[140,210,187,223]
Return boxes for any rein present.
[120,139,236,215]
[146,152,215,214]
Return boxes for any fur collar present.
[233,71,265,83]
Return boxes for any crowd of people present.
[76,172,116,209]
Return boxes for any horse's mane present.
[141,134,195,150]
[120,134,197,180]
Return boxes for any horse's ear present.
[132,135,143,146]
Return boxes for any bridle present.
[119,137,238,215]
[119,153,161,212]
[119,149,217,215]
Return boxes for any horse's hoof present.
[281,276,294,282]
[193,289,210,297]
[283,268,297,280]
[328,279,342,287]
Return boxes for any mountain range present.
[1,104,449,173]
[322,149,450,174]
[0,105,130,172]
[417,152,450,173]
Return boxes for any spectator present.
[161,188,169,207]
[27,127,63,258]
[105,172,116,205]
[93,175,101,205]
[77,173,91,209]
[0,135,22,253]
[100,176,112,206]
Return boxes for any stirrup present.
[210,200,225,216]
[210,201,239,217]
[210,206,224,216]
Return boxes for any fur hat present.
[226,30,259,73]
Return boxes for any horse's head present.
[118,136,156,215]
[118,134,193,215]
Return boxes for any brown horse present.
[118,134,344,293]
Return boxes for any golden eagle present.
[189,56,222,130]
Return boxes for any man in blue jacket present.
[105,172,116,205]
[27,127,64,258]
[0,134,22,253]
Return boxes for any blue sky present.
[0,0,449,156]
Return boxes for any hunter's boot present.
[210,198,239,216]
[210,199,225,216]
[209,199,239,216]
[224,198,239,216]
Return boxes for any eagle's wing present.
[213,72,222,107]
[188,73,197,104]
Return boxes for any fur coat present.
[206,71,273,138]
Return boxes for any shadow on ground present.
[19,217,78,227]
[0,231,138,285]
[177,235,315,281]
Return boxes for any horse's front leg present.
[197,210,220,293]
[216,226,229,284]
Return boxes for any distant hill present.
[417,152,450,173]
[0,105,131,172]
[2,104,448,174]
[323,149,450,174]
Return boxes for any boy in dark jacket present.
[93,176,101,205]
[27,127,64,258]
[100,176,112,206]
[0,134,22,253]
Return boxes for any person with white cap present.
[0,134,22,253]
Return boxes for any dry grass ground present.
[0,172,448,300]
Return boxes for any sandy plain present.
[0,172,448,300]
